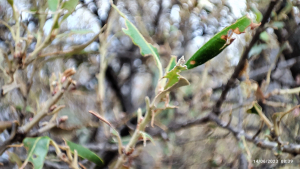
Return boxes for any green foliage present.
[7,0,13,6]
[21,137,103,168]
[165,56,177,73]
[163,57,188,90]
[250,4,263,22]
[259,31,270,43]
[111,3,163,77]
[65,140,104,166]
[248,44,268,57]
[152,57,190,107]
[48,0,59,12]
[139,131,155,147]
[60,0,79,23]
[62,0,79,11]
[22,136,51,169]
[7,151,22,167]
[271,21,285,29]
[186,15,260,69]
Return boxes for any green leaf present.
[163,56,187,89]
[48,0,59,12]
[22,136,51,169]
[165,56,177,72]
[15,105,35,114]
[61,13,72,23]
[259,31,270,43]
[65,140,103,166]
[109,136,131,145]
[271,21,285,29]
[250,4,262,22]
[248,44,268,58]
[152,56,190,107]
[111,4,163,77]
[186,15,260,69]
[26,106,35,114]
[7,151,23,167]
[110,127,120,138]
[139,131,155,147]
[123,19,161,68]
[7,0,13,6]
[122,19,160,59]
[62,0,79,11]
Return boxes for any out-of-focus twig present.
[19,69,75,133]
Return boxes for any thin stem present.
[25,11,60,65]
[0,20,16,40]
[19,79,72,133]
[114,97,152,168]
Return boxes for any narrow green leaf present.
[139,131,155,147]
[259,31,270,43]
[186,15,260,69]
[7,0,13,6]
[271,21,285,29]
[110,127,120,138]
[166,56,177,72]
[22,136,51,169]
[123,19,161,68]
[62,0,79,11]
[48,0,59,12]
[61,12,72,23]
[250,5,262,22]
[65,140,103,166]
[152,57,190,107]
[7,151,23,167]
[111,4,163,78]
[248,44,268,57]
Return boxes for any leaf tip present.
[250,22,261,29]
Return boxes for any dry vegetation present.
[1,0,300,169]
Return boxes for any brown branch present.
[209,113,300,156]
[168,115,210,131]
[249,56,300,81]
[165,111,300,156]
[19,76,73,133]
[0,123,18,155]
[212,0,280,116]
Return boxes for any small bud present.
[63,68,76,78]
[27,35,34,43]
[125,147,134,156]
[49,105,57,112]
[14,52,21,58]
[59,116,68,123]
[50,32,56,40]
[71,80,77,86]
[61,76,66,83]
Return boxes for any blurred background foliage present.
[1,0,300,168]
